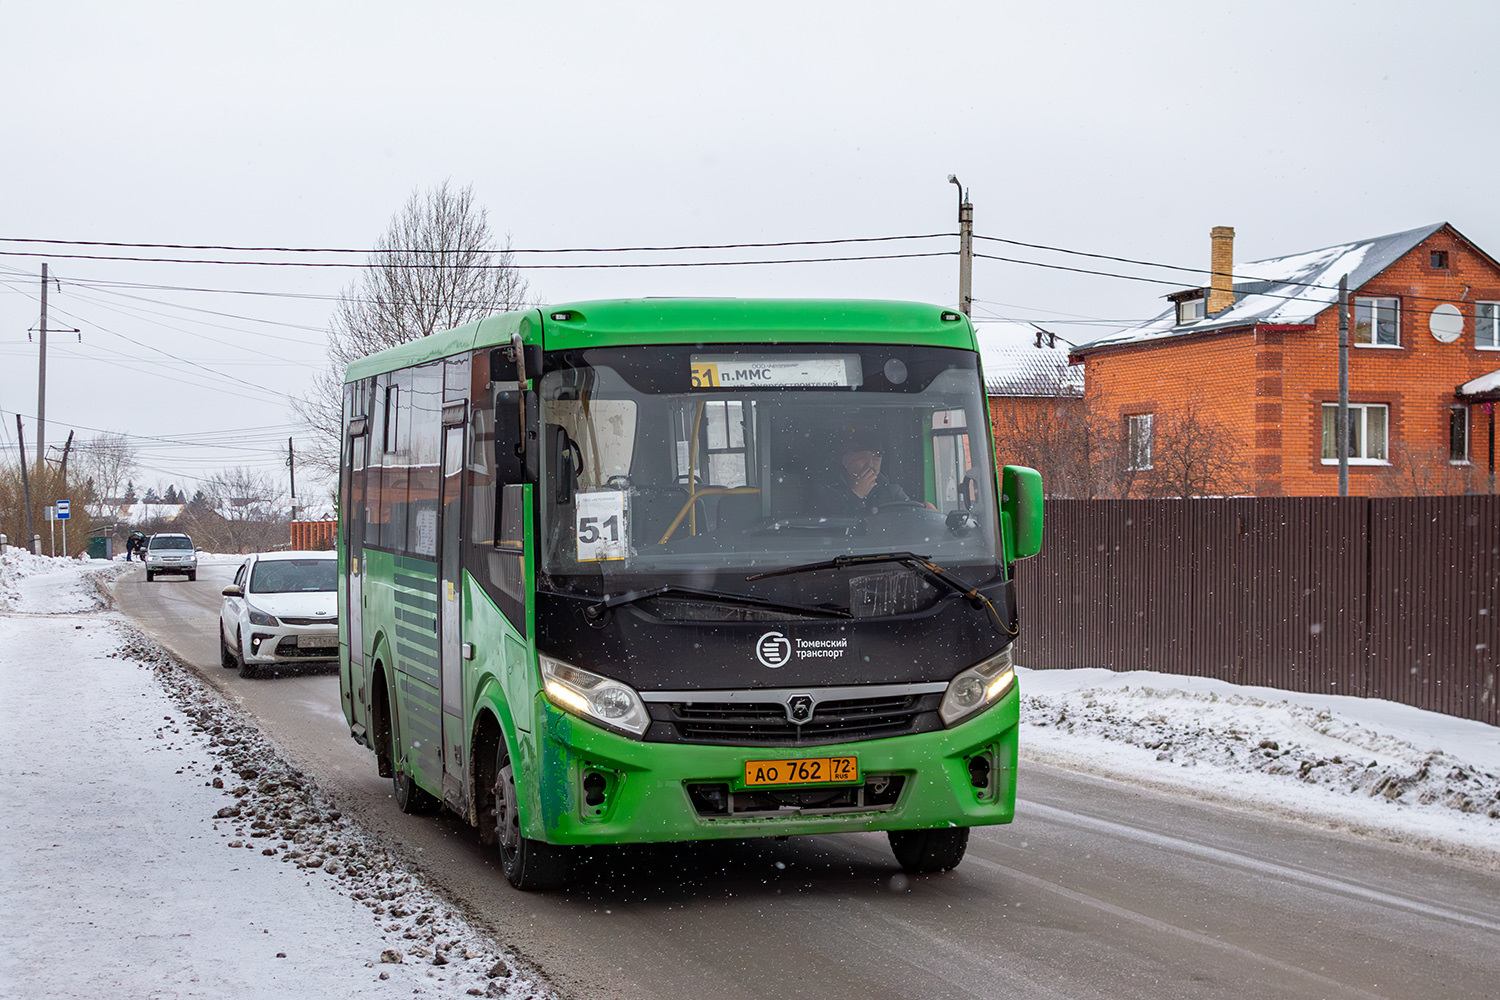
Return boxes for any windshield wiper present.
[746,551,1014,634]
[582,585,851,622]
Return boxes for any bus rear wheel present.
[888,827,970,874]
[493,747,570,891]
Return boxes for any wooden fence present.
[289,519,337,550]
[1015,496,1500,726]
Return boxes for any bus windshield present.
[533,343,1001,598]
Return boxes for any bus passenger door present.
[437,410,466,804]
[345,389,370,729]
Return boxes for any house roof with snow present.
[975,322,1085,398]
[1072,222,1471,358]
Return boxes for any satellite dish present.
[1430,303,1463,344]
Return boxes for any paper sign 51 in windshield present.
[575,491,629,562]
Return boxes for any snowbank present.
[1019,666,1500,865]
[0,557,551,1000]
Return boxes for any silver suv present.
[145,533,198,582]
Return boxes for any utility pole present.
[287,437,297,522]
[1337,274,1350,497]
[16,416,37,554]
[37,263,48,476]
[57,430,74,482]
[948,175,973,317]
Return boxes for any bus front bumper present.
[528,690,1020,846]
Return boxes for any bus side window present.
[930,408,972,511]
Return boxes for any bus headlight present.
[939,646,1016,727]
[540,655,651,737]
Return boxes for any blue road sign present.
[56,500,70,520]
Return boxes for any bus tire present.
[391,702,440,816]
[888,827,969,874]
[493,745,570,891]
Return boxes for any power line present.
[0,248,955,269]
[0,233,952,255]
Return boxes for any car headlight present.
[938,646,1017,726]
[539,655,650,737]
[246,605,280,627]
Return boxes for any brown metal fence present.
[1015,496,1500,726]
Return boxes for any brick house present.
[977,322,1086,494]
[1070,223,1500,496]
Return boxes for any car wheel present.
[887,827,970,874]
[220,628,239,670]
[236,630,258,679]
[145,570,155,582]
[493,743,570,890]
[187,571,197,582]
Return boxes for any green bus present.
[338,299,1043,890]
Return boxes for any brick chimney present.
[1207,226,1235,314]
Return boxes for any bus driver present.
[821,430,936,516]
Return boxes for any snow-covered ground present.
[1020,666,1500,867]
[0,548,548,1000]
[2,549,1497,997]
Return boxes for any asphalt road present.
[114,562,1500,1000]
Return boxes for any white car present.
[219,551,338,678]
[145,533,198,582]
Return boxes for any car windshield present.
[249,559,336,594]
[532,342,1002,602]
[150,536,193,550]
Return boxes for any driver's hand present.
[850,465,879,498]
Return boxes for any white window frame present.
[1127,413,1154,470]
[1175,296,1205,325]
[1450,405,1470,464]
[1476,301,1500,350]
[1320,403,1389,464]
[1353,296,1401,348]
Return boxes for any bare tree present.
[181,466,290,552]
[294,181,531,476]
[989,400,1095,498]
[1373,441,1476,496]
[1092,402,1250,499]
[74,432,138,501]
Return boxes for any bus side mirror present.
[1000,465,1044,562]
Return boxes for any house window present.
[1127,414,1154,470]
[1353,297,1400,347]
[1320,403,1388,463]
[1477,302,1500,349]
[1175,296,1205,325]
[1430,250,1449,269]
[1450,406,1470,463]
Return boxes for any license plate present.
[743,756,858,787]
[296,634,334,649]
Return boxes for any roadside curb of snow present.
[106,617,559,1000]
[1019,690,1500,872]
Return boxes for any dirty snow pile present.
[0,553,551,1000]
[0,545,128,612]
[1019,666,1500,863]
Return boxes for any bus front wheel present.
[390,701,439,815]
[888,827,969,874]
[493,747,570,891]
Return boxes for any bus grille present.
[647,693,943,747]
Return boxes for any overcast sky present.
[2,0,1495,498]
